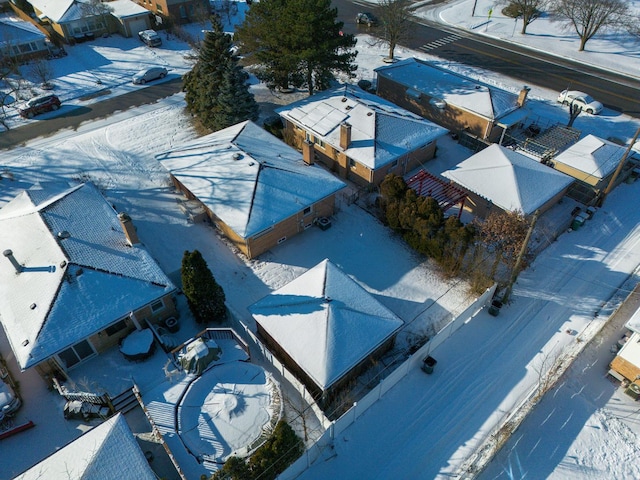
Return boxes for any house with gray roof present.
[14,413,158,480]
[157,120,346,259]
[249,259,403,405]
[375,57,531,143]
[276,85,447,187]
[442,144,574,218]
[0,182,176,379]
[0,14,48,62]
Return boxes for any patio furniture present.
[119,328,155,362]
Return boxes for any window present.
[156,3,164,13]
[151,300,164,313]
[316,139,325,148]
[303,206,312,215]
[58,340,95,369]
[305,132,313,143]
[105,319,128,336]
[349,158,356,168]
[179,5,186,18]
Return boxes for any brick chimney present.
[302,139,314,165]
[339,122,352,150]
[517,86,530,107]
[3,249,22,273]
[118,212,139,246]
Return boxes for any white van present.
[138,30,162,47]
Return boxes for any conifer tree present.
[184,16,251,130]
[236,0,357,94]
[209,62,259,131]
[181,250,227,324]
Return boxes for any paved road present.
[0,77,183,151]
[334,0,640,116]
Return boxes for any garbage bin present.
[164,316,179,333]
[488,299,502,317]
[421,356,437,374]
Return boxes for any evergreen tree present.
[210,456,252,480]
[236,0,357,94]
[183,15,258,131]
[209,62,259,131]
[181,250,227,324]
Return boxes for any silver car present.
[132,66,168,85]
[0,377,21,421]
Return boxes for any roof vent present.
[60,260,67,268]
[22,339,29,347]
[76,268,83,277]
[30,303,36,310]
[57,231,70,239]
[345,105,352,110]
[341,97,347,102]
[367,112,373,116]
[232,152,243,161]
[325,296,332,303]
[475,85,481,89]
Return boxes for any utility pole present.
[502,209,539,305]
[597,127,640,207]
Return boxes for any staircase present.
[110,387,139,414]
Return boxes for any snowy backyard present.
[2,0,640,479]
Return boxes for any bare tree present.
[28,59,54,89]
[378,0,413,62]
[499,0,548,34]
[80,0,114,35]
[550,0,632,51]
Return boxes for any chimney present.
[517,86,530,107]
[302,139,314,165]
[118,212,140,246]
[3,249,22,273]
[339,122,352,150]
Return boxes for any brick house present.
[0,182,177,380]
[276,85,447,187]
[249,259,403,406]
[157,121,346,259]
[375,57,531,143]
[442,144,574,218]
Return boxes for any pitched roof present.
[157,121,346,239]
[28,0,76,23]
[109,0,150,18]
[249,259,403,391]
[0,182,175,370]
[15,413,156,480]
[442,144,574,215]
[0,15,46,47]
[375,57,523,121]
[276,85,447,170]
[554,134,628,179]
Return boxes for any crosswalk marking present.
[419,34,462,52]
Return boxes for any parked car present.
[356,12,378,27]
[0,377,21,421]
[132,67,168,85]
[138,29,162,47]
[557,90,603,115]
[18,94,61,119]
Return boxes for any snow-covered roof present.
[157,121,346,238]
[28,0,98,23]
[109,0,150,18]
[442,144,574,215]
[375,57,524,121]
[249,259,403,391]
[276,85,447,170]
[554,134,628,179]
[14,413,156,480]
[0,15,46,47]
[0,182,175,370]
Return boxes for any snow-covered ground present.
[1,0,640,479]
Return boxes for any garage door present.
[128,18,148,37]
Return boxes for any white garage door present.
[128,18,148,37]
